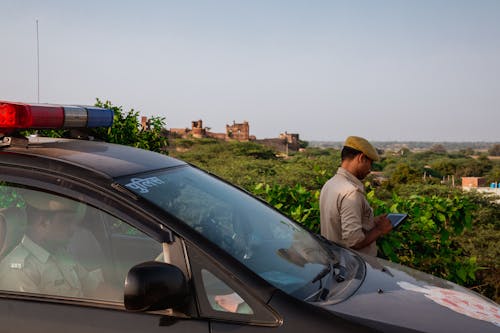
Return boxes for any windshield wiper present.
[306,263,332,302]
[308,260,348,302]
[311,264,332,284]
[334,254,347,282]
[312,234,348,282]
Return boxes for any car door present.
[0,173,209,333]
[182,240,377,333]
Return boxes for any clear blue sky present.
[1,0,499,141]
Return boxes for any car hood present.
[321,253,500,333]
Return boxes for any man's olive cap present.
[344,136,380,161]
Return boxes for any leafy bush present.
[228,141,276,159]
[485,165,500,184]
[91,99,168,153]
[369,192,478,285]
[489,144,500,156]
[252,183,320,233]
[455,191,500,302]
[388,163,422,184]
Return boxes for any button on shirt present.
[320,167,377,256]
[0,236,103,298]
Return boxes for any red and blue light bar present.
[0,101,113,134]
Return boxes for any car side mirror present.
[124,261,189,312]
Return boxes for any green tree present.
[228,141,276,159]
[459,147,475,156]
[429,144,447,154]
[91,99,168,153]
[485,165,500,184]
[389,163,422,184]
[456,157,492,177]
[430,158,458,177]
[489,144,500,156]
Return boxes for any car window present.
[0,184,162,303]
[118,167,333,298]
[186,244,278,326]
[201,269,253,315]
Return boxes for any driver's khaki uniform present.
[0,236,103,297]
[320,167,377,256]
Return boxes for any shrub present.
[369,192,478,285]
[91,99,168,153]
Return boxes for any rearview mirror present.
[124,261,189,312]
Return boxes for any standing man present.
[320,136,392,256]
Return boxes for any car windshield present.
[117,165,335,296]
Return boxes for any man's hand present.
[374,214,392,235]
[214,292,245,313]
[352,214,393,252]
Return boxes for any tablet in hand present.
[387,213,408,228]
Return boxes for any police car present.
[0,101,498,332]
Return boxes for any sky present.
[1,0,499,142]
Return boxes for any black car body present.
[0,102,499,332]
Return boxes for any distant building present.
[206,131,227,140]
[462,177,500,202]
[279,132,299,145]
[226,121,250,141]
[191,120,205,138]
[167,119,302,153]
[169,119,254,142]
[169,119,208,139]
[256,132,301,154]
[169,127,190,138]
[462,177,487,188]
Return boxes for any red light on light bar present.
[0,103,15,126]
[0,100,113,135]
[0,102,28,128]
[0,101,64,132]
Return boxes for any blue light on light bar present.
[84,106,114,127]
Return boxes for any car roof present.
[1,136,185,179]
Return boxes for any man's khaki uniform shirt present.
[319,167,377,256]
[0,236,103,297]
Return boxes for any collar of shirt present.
[337,167,365,194]
[20,235,50,263]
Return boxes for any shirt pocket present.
[41,265,82,297]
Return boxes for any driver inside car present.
[0,191,113,300]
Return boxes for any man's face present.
[43,211,78,247]
[357,154,373,179]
